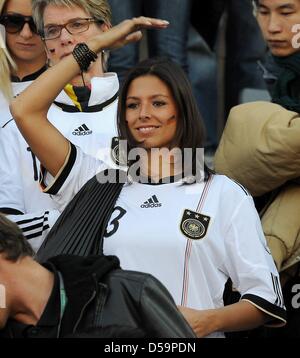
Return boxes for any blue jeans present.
[108,0,191,82]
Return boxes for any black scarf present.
[37,169,125,263]
[272,52,300,112]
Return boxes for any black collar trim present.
[11,65,47,82]
[54,91,118,113]
[132,173,184,185]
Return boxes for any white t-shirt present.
[0,81,36,127]
[42,145,287,337]
[0,73,119,248]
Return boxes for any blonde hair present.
[32,0,111,34]
[0,0,16,101]
[32,0,111,71]
[252,0,258,16]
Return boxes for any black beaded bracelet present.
[72,43,98,72]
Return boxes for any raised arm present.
[10,17,168,177]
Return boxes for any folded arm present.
[178,300,269,338]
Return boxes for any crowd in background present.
[1,0,300,339]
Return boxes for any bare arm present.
[10,17,168,177]
[178,300,269,337]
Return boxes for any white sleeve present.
[40,143,107,212]
[0,125,25,214]
[223,196,286,326]
[8,209,61,253]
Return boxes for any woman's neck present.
[12,55,47,81]
[140,148,183,182]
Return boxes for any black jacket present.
[2,255,195,338]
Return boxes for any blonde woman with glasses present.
[0,0,118,253]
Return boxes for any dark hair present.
[117,57,208,178]
[0,214,34,261]
[118,57,205,150]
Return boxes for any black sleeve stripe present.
[242,294,287,326]
[15,211,50,226]
[26,225,50,240]
[0,208,24,215]
[230,178,250,196]
[20,219,49,233]
[271,274,279,306]
[41,143,77,195]
[271,273,284,308]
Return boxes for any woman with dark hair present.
[118,56,205,154]
[116,56,207,182]
[10,17,286,337]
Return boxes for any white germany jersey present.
[0,75,56,249]
[42,145,286,338]
[0,73,118,214]
[0,81,37,128]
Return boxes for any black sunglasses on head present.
[0,14,38,34]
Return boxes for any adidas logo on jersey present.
[72,124,92,136]
[141,195,162,208]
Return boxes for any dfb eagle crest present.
[180,209,210,240]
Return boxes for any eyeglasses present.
[0,14,38,34]
[42,18,103,40]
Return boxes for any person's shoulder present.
[105,269,166,291]
[212,174,251,198]
[105,269,175,307]
[107,268,156,283]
